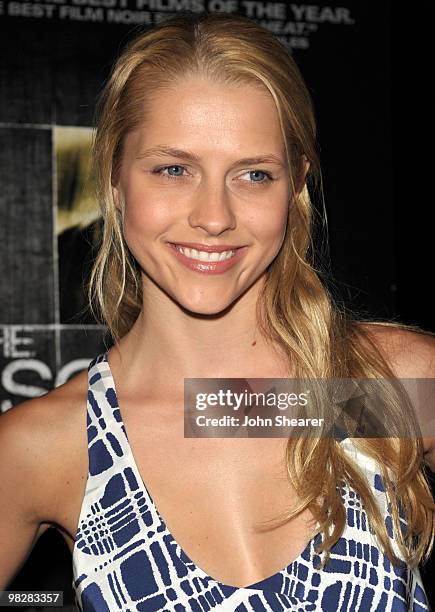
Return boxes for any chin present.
[174,292,237,317]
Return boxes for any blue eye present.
[163,165,184,177]
[241,170,275,185]
[249,170,269,182]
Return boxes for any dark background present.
[1,0,433,608]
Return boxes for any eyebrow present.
[136,145,287,167]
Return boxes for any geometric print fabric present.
[72,353,430,611]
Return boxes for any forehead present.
[124,76,285,159]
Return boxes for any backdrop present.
[1,0,433,608]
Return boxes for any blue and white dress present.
[71,353,430,611]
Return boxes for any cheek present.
[247,197,288,246]
[121,191,172,259]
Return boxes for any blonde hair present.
[88,12,435,570]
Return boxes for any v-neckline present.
[99,350,320,591]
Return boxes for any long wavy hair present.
[88,11,435,570]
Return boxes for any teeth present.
[175,246,236,262]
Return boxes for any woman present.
[1,11,434,612]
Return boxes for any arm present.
[0,397,63,589]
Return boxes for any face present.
[114,76,293,315]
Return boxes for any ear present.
[302,155,310,179]
[295,155,310,196]
[300,155,310,187]
[112,184,121,211]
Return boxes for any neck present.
[108,277,290,393]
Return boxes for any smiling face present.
[113,76,292,315]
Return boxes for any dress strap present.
[85,352,129,478]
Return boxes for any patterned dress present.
[72,353,430,611]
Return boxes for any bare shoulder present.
[0,367,89,528]
[358,322,435,378]
[357,322,435,470]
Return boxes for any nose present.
[187,176,236,235]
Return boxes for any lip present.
[167,242,248,275]
[167,241,244,253]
